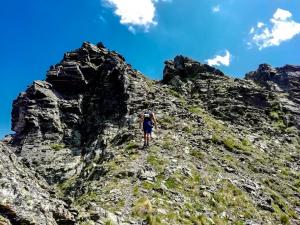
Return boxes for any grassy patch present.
[221,136,252,154]
[57,176,77,193]
[162,137,173,150]
[132,197,153,217]
[182,125,194,134]
[50,143,65,151]
[104,220,116,225]
[269,189,297,218]
[75,191,100,206]
[165,177,180,189]
[147,154,166,172]
[146,215,164,225]
[133,185,140,196]
[159,116,176,129]
[280,214,290,225]
[223,137,236,150]
[125,142,139,150]
[270,111,280,120]
[190,149,205,160]
[208,180,257,219]
[212,134,222,144]
[273,119,287,131]
[168,88,183,99]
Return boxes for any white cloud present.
[249,8,300,50]
[128,26,136,34]
[104,0,171,31]
[206,50,231,67]
[212,5,220,13]
[274,8,291,20]
[257,22,264,28]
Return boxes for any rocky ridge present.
[1,42,300,225]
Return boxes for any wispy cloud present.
[128,26,136,34]
[249,8,300,50]
[212,5,220,13]
[206,50,231,67]
[104,0,171,32]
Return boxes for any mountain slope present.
[1,42,299,225]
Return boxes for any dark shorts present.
[143,123,152,134]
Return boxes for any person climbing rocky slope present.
[1,42,299,225]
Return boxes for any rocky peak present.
[246,63,300,129]
[11,42,139,147]
[245,64,300,92]
[163,55,224,84]
[9,41,152,187]
[46,41,127,94]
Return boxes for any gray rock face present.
[162,56,276,129]
[163,55,224,84]
[0,142,76,225]
[12,42,132,147]
[246,64,300,128]
[10,42,149,184]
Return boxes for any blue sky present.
[0,0,300,138]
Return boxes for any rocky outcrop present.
[163,55,224,83]
[12,42,134,146]
[246,64,300,129]
[162,56,278,130]
[10,42,151,184]
[0,142,76,225]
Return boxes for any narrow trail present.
[120,131,150,218]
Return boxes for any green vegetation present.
[146,215,164,225]
[219,136,252,154]
[167,88,187,106]
[190,149,205,160]
[168,88,183,99]
[50,143,65,151]
[57,176,77,193]
[211,134,222,144]
[81,221,95,225]
[132,197,153,217]
[223,136,236,150]
[182,125,194,133]
[268,189,297,219]
[125,142,139,150]
[147,154,166,172]
[188,106,226,134]
[273,119,286,131]
[133,185,140,196]
[294,179,300,188]
[270,111,280,120]
[280,214,290,225]
[75,191,100,206]
[165,177,179,189]
[162,136,173,150]
[208,180,257,219]
[159,115,176,129]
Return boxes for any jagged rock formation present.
[0,142,76,225]
[246,64,300,129]
[163,56,274,128]
[1,42,300,225]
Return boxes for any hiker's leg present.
[147,133,151,145]
[143,132,147,145]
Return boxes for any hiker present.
[139,110,158,147]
